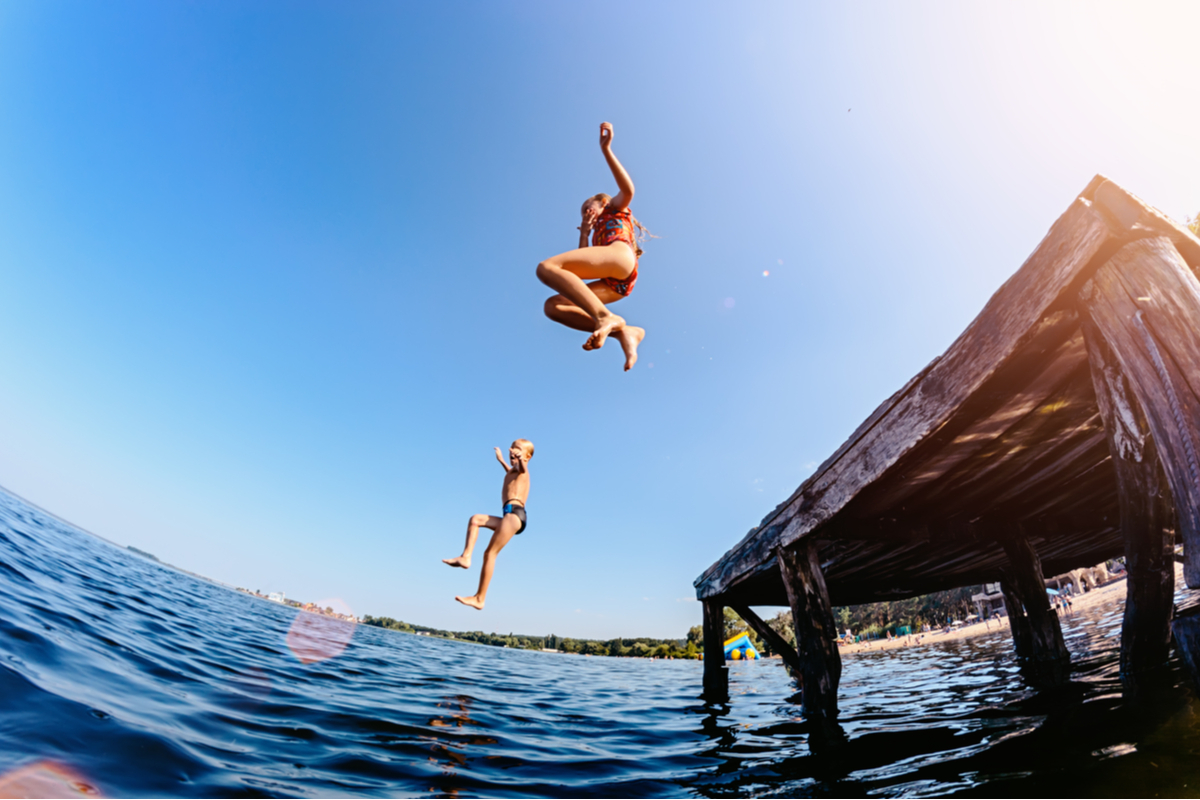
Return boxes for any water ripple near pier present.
[1,488,1198,798]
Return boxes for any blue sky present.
[0,1,1198,639]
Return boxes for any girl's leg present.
[442,514,500,569]
[536,243,636,350]
[543,280,646,371]
[455,514,522,609]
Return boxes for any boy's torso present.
[502,470,529,507]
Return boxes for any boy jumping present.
[442,439,533,610]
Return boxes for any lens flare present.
[0,761,100,798]
[723,298,735,308]
[286,598,357,664]
[762,270,770,277]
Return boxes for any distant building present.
[972,583,1007,620]
[267,592,285,603]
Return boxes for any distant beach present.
[835,573,1139,656]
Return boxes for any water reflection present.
[425,695,498,798]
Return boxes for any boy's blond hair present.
[514,439,535,459]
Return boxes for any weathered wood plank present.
[730,603,804,681]
[1080,237,1200,587]
[777,543,842,722]
[702,599,728,702]
[1091,179,1200,270]
[697,198,1117,599]
[1081,315,1175,681]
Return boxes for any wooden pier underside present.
[696,177,1200,611]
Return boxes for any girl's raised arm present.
[599,122,634,211]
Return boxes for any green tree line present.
[361,615,701,659]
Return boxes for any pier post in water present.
[702,599,728,702]
[1078,236,1200,588]
[998,526,1071,685]
[999,579,1033,662]
[776,542,842,726]
[1080,311,1176,682]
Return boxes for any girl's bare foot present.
[442,557,471,569]
[455,595,484,609]
[584,314,625,351]
[615,326,644,371]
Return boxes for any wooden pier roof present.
[695,177,1200,609]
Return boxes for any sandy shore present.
[836,575,1131,656]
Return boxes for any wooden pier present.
[694,177,1200,724]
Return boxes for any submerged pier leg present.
[998,527,1071,685]
[1081,313,1176,683]
[999,579,1033,662]
[777,542,843,734]
[1078,236,1200,588]
[702,599,728,702]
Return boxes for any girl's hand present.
[580,206,599,231]
[599,122,613,149]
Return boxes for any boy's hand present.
[599,122,613,150]
[495,447,511,471]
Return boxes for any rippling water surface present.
[3,488,1200,797]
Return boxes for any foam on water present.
[2,488,1200,797]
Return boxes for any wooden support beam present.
[1080,313,1176,681]
[730,603,805,681]
[1079,236,1200,587]
[701,599,728,703]
[777,543,842,721]
[998,527,1071,685]
[999,579,1032,662]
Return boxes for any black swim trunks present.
[502,502,527,534]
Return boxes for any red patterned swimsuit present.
[591,206,639,297]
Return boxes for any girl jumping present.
[536,122,649,371]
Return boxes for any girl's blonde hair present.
[584,193,655,256]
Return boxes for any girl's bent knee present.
[535,261,558,284]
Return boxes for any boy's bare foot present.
[615,326,644,371]
[455,595,485,610]
[442,556,471,569]
[584,314,625,351]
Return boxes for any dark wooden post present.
[998,527,1071,685]
[730,603,805,681]
[701,598,728,702]
[777,542,842,723]
[999,578,1033,662]
[1078,236,1200,587]
[1080,312,1176,681]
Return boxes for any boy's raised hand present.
[494,447,511,471]
[599,122,613,149]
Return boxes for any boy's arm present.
[513,453,528,474]
[599,123,634,211]
[494,447,512,472]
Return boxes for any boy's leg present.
[455,513,522,610]
[443,514,500,569]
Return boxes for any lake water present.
[2,486,1200,797]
